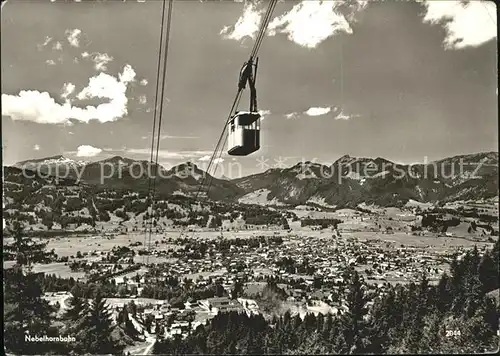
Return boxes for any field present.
[4,203,497,283]
[33,262,87,279]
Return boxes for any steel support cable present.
[194,89,243,203]
[143,0,168,260]
[177,90,243,240]
[181,0,277,240]
[203,0,276,190]
[146,0,174,263]
[203,0,276,192]
[250,0,277,59]
[191,91,242,238]
[187,1,277,238]
[249,0,273,59]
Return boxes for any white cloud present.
[140,79,148,86]
[138,95,147,105]
[160,134,199,140]
[334,111,351,120]
[52,41,63,51]
[285,112,299,119]
[33,144,41,151]
[127,148,213,160]
[2,64,137,124]
[222,1,367,48]
[118,64,136,83]
[287,107,359,119]
[199,155,224,163]
[80,51,114,71]
[45,60,56,66]
[61,83,76,100]
[92,52,114,71]
[304,107,331,116]
[37,36,52,50]
[333,107,360,120]
[65,28,82,47]
[76,145,102,157]
[423,1,497,49]
[220,2,264,40]
[268,1,367,48]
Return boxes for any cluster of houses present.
[131,233,453,291]
[116,296,260,340]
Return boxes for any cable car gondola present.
[227,57,261,156]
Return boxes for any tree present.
[76,290,123,354]
[282,217,290,230]
[62,294,89,352]
[404,274,430,353]
[340,271,371,354]
[231,279,244,300]
[478,242,499,293]
[3,222,57,354]
[118,285,129,297]
[64,294,88,325]
[126,300,137,316]
[4,221,51,265]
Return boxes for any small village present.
[38,217,495,346]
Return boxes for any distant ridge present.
[7,151,498,206]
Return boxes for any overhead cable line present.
[143,0,168,257]
[144,0,174,264]
[180,0,278,240]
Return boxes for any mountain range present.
[6,151,499,207]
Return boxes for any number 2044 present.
[445,329,461,337]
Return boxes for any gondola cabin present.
[227,111,261,156]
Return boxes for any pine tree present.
[64,294,88,332]
[4,220,51,266]
[478,247,499,293]
[368,292,394,353]
[3,222,56,355]
[322,313,333,338]
[231,279,243,299]
[340,271,371,354]
[419,312,442,353]
[77,290,123,354]
[435,273,452,314]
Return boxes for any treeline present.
[141,281,225,305]
[242,206,284,226]
[424,207,498,223]
[421,214,461,232]
[301,218,343,229]
[31,272,131,299]
[155,241,500,355]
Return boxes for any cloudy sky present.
[1,0,497,176]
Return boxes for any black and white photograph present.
[1,0,499,354]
